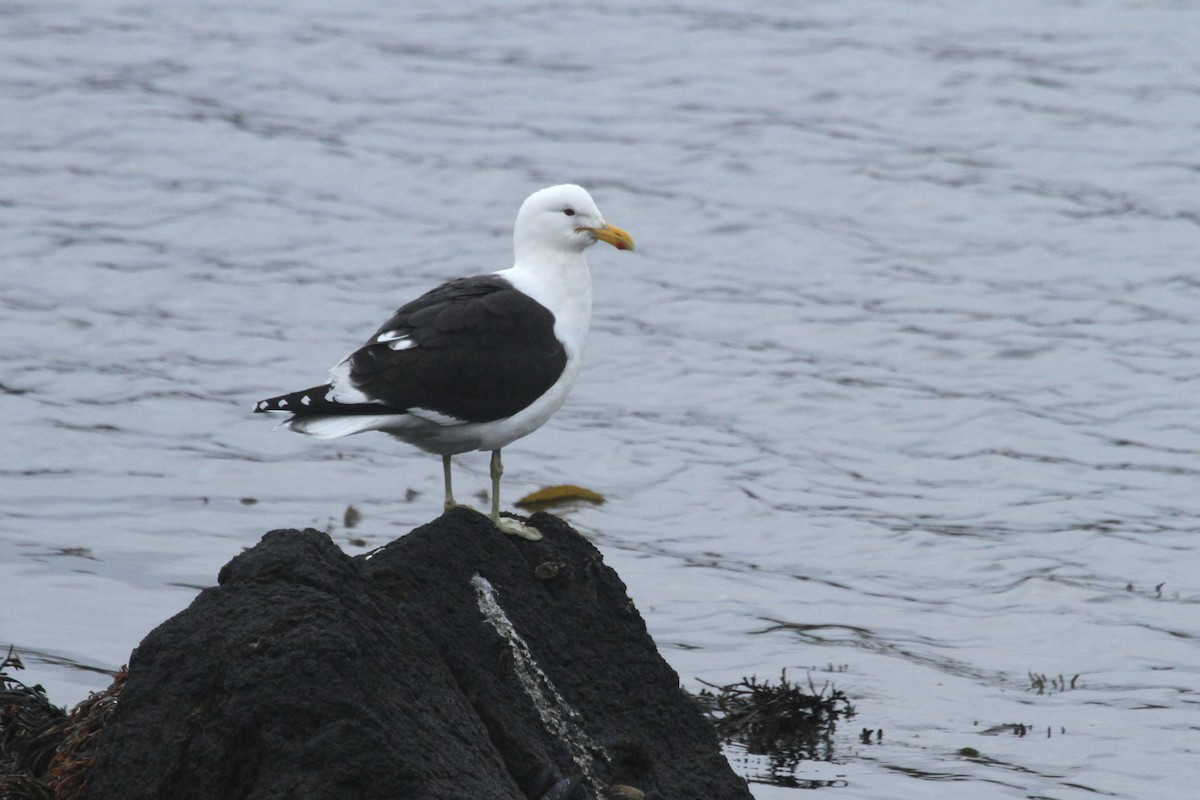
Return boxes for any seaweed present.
[1,648,66,795]
[0,648,125,800]
[693,669,855,764]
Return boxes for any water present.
[3,1,1198,797]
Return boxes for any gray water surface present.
[3,2,1198,798]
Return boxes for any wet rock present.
[84,508,751,800]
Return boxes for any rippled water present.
[3,2,1198,797]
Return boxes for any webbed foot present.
[494,515,543,541]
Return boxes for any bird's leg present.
[440,454,481,514]
[442,454,456,510]
[490,448,542,541]
[441,453,495,514]
[489,449,503,521]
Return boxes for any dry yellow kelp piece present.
[515,485,606,511]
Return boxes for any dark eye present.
[563,208,576,217]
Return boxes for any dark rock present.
[85,509,751,800]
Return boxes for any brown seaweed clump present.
[0,648,125,800]
[694,669,855,765]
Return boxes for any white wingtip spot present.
[301,395,311,406]
[278,399,288,408]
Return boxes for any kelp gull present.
[255,184,634,540]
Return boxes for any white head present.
[512,184,634,260]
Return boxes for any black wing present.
[343,275,567,424]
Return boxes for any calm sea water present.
[3,2,1198,798]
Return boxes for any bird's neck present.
[496,251,593,336]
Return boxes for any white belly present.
[388,351,585,455]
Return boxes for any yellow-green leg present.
[489,449,541,541]
[442,454,456,510]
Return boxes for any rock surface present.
[85,509,752,800]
